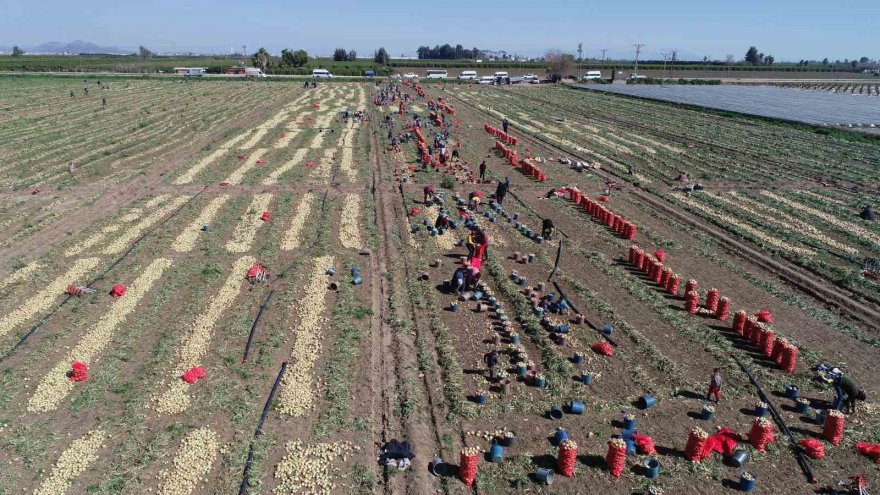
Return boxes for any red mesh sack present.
[749,418,775,452]
[557,440,577,477]
[459,450,478,486]
[771,338,787,363]
[705,289,720,312]
[182,366,207,384]
[591,342,614,356]
[667,275,680,296]
[855,442,880,464]
[716,297,731,321]
[110,284,126,298]
[606,439,627,477]
[780,345,798,373]
[732,310,747,334]
[69,361,88,382]
[631,434,657,455]
[654,249,666,262]
[823,410,845,446]
[761,330,775,358]
[799,438,826,459]
[685,427,709,462]
[685,279,698,294]
[755,310,773,323]
[685,291,700,314]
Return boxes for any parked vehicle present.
[175,67,206,77]
[523,74,538,81]
[403,72,419,79]
[582,70,603,80]
[458,70,478,81]
[245,67,266,78]
[426,69,448,79]
[363,70,375,77]
[627,74,647,81]
[312,69,333,78]
[478,76,495,85]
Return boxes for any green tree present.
[545,50,576,82]
[252,47,271,70]
[745,46,760,65]
[281,48,307,67]
[333,48,348,61]
[764,55,774,65]
[374,47,390,65]
[859,56,870,64]
[347,49,357,61]
[138,46,152,62]
[822,58,829,66]
[11,45,24,57]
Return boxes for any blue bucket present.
[422,219,429,226]
[201,225,211,232]
[623,417,637,430]
[728,450,748,468]
[552,428,569,444]
[450,303,459,313]
[352,276,363,285]
[549,406,564,420]
[528,254,535,263]
[572,353,584,364]
[558,323,570,334]
[513,213,519,220]
[644,458,660,478]
[740,474,756,492]
[755,405,767,417]
[518,278,527,286]
[516,364,527,377]
[429,229,437,237]
[625,439,636,456]
[535,376,546,388]
[489,444,504,462]
[410,225,420,234]
[474,290,484,300]
[351,267,361,277]
[569,400,585,415]
[796,401,810,415]
[603,324,613,335]
[639,395,656,409]
[785,384,799,400]
[535,468,554,485]
[511,334,521,345]
[621,429,637,440]
[475,394,487,404]
[581,373,594,385]
[702,408,715,421]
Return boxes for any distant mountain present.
[26,40,131,55]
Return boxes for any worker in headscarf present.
[423,184,435,204]
[495,177,510,206]
[542,218,555,241]
[450,267,467,293]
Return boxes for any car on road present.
[312,69,333,78]
[458,70,478,81]
[478,76,495,85]
[403,72,419,79]
[523,74,538,82]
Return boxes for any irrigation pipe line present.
[730,353,817,485]
[0,187,207,364]
[238,360,288,495]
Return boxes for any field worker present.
[466,230,477,258]
[70,89,75,97]
[102,97,106,107]
[495,177,510,206]
[470,194,481,212]
[450,267,467,293]
[423,184,435,204]
[474,230,489,260]
[837,375,867,414]
[541,218,555,241]
[706,368,722,403]
[502,118,509,134]
[465,265,482,289]
[484,349,500,380]
[479,161,487,181]
[861,204,875,221]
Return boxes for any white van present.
[582,70,602,80]
[425,69,448,79]
[458,70,478,81]
[312,69,333,78]
[493,71,509,79]
[245,67,266,78]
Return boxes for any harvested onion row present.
[171,195,231,253]
[157,427,220,495]
[173,132,248,185]
[66,197,166,256]
[280,193,315,251]
[262,148,309,185]
[761,190,880,248]
[28,258,172,412]
[224,148,268,185]
[276,255,334,416]
[154,256,255,414]
[0,257,99,338]
[0,260,41,290]
[34,430,105,495]
[339,194,363,249]
[273,441,353,495]
[338,146,357,182]
[102,196,192,254]
[225,193,273,253]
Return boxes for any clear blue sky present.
[1,0,877,61]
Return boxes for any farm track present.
[369,104,447,495]
[450,91,880,333]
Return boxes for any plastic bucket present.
[328,282,339,291]
[603,324,614,335]
[429,457,447,477]
[499,435,516,447]
[728,450,748,468]
[569,400,585,415]
[450,303,459,313]
[535,376,546,388]
[755,405,768,417]
[785,384,799,400]
[625,439,636,456]
[572,353,584,364]
[621,429,637,440]
[644,458,660,478]
[518,278,527,287]
[581,373,594,385]
[352,276,363,285]
[702,408,715,420]
[558,323,570,334]
[511,335,521,345]
[796,401,810,415]
[528,254,535,263]
[535,468,554,485]
[351,267,361,277]
[475,394,487,404]
[516,365,527,377]
[740,474,756,492]
[549,406,564,420]
[489,444,504,462]
[552,428,569,444]
[474,290,484,300]
[326,267,335,276]
[638,395,656,409]
[814,409,828,425]
[623,417,637,430]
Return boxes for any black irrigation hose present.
[238,360,289,495]
[241,290,275,363]
[731,353,817,485]
[0,187,207,363]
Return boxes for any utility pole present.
[242,45,247,65]
[661,52,670,79]
[601,48,607,62]
[671,50,677,78]
[634,44,644,75]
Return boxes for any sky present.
[1,0,877,61]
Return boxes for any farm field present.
[1,76,879,495]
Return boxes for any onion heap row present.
[103,196,192,254]
[225,193,273,253]
[171,195,230,253]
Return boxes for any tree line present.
[416,44,485,60]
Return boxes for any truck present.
[174,67,206,77]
